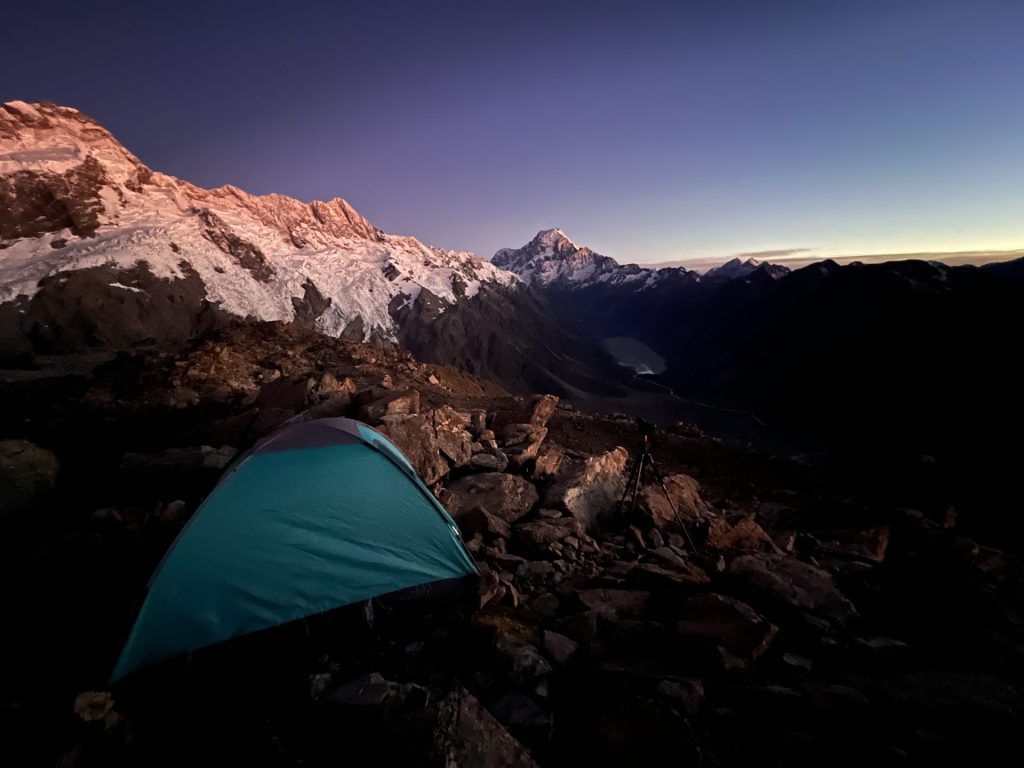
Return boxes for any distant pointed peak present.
[530,227,576,248]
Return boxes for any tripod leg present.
[647,453,699,555]
[617,452,644,516]
[627,452,647,516]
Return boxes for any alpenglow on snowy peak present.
[492,228,698,290]
[0,101,518,343]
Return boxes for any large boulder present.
[378,414,448,485]
[378,405,474,485]
[544,447,628,530]
[498,394,559,468]
[728,553,858,625]
[636,473,710,529]
[501,423,549,469]
[0,439,59,520]
[447,473,539,523]
[430,405,474,467]
[528,394,560,427]
[429,687,540,767]
[675,593,778,670]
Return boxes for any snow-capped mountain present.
[494,230,794,291]
[492,228,697,290]
[0,102,633,398]
[0,101,517,344]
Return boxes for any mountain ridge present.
[0,100,517,342]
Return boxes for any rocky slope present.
[2,320,1022,766]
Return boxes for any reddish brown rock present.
[676,593,778,670]
[544,447,628,530]
[501,423,549,468]
[705,515,774,552]
[447,472,539,523]
[636,473,710,529]
[358,388,420,422]
[534,444,564,478]
[527,394,559,427]
[514,518,583,558]
[728,553,858,625]
[458,506,512,540]
[378,414,449,485]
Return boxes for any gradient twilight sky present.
[4,0,1024,265]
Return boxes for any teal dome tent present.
[111,417,478,682]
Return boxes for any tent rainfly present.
[111,417,478,682]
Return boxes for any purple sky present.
[4,0,1023,265]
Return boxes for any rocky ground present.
[2,322,1023,767]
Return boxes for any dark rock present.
[727,553,858,625]
[477,571,507,609]
[542,630,579,666]
[0,439,59,519]
[650,545,688,568]
[812,525,891,563]
[676,593,778,670]
[430,687,540,767]
[73,691,114,723]
[489,692,553,743]
[321,672,428,722]
[516,560,555,580]
[631,561,711,587]
[119,445,236,478]
[770,530,797,552]
[529,592,561,621]
[514,518,582,558]
[577,588,651,621]
[470,452,509,472]
[458,506,512,540]
[495,637,552,685]
[655,678,705,715]
[553,610,600,649]
[448,473,539,523]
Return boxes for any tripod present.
[618,423,699,556]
